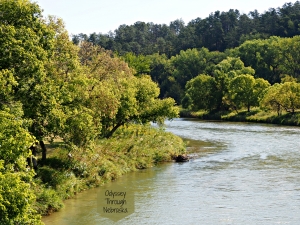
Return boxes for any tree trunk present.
[40,140,47,161]
[29,144,37,156]
[104,122,124,138]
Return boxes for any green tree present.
[169,48,225,103]
[233,37,281,83]
[0,70,17,108]
[183,74,217,111]
[102,75,179,138]
[77,42,179,138]
[148,53,186,102]
[213,57,255,110]
[170,48,210,89]
[254,78,271,102]
[278,82,300,114]
[0,167,42,225]
[121,52,151,76]
[260,82,300,114]
[43,18,93,151]
[278,36,300,79]
[77,42,132,139]
[147,53,170,84]
[260,83,282,115]
[281,74,297,83]
[0,0,80,160]
[228,75,270,112]
[0,109,42,224]
[74,2,300,56]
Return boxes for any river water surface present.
[42,118,300,224]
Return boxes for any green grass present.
[34,124,186,216]
[180,108,300,126]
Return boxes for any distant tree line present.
[109,35,300,113]
[72,1,300,56]
[71,1,300,114]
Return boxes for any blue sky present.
[34,0,293,35]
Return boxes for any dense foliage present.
[0,0,180,223]
[93,36,300,115]
[0,109,42,224]
[73,1,300,55]
[2,0,300,223]
[72,1,300,112]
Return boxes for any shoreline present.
[180,109,300,126]
[37,112,299,220]
[35,124,186,218]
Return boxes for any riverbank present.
[41,119,300,224]
[34,124,186,217]
[180,108,300,126]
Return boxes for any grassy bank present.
[34,124,186,216]
[180,108,300,126]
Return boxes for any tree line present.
[179,36,300,113]
[72,1,300,56]
[182,56,300,115]
[71,1,300,115]
[107,35,300,115]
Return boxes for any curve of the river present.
[43,118,300,225]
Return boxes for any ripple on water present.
[43,119,300,225]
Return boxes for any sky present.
[34,0,293,35]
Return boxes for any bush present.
[34,187,63,215]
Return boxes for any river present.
[42,118,300,224]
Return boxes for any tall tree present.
[78,42,179,138]
[228,75,270,112]
[278,36,300,79]
[170,48,215,90]
[183,74,217,111]
[213,57,255,109]
[260,82,300,114]
[260,83,283,115]
[277,82,300,114]
[233,37,281,83]
[121,52,151,76]
[0,0,55,160]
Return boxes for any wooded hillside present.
[73,1,300,56]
